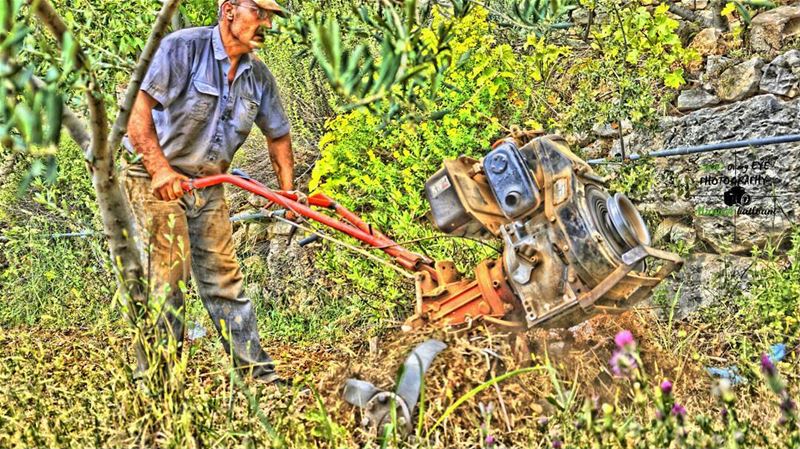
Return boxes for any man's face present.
[227,0,273,50]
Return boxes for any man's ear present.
[223,3,234,21]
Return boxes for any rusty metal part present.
[425,156,509,238]
[498,136,683,328]
[403,258,522,330]
[526,245,683,328]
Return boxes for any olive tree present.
[2,0,182,336]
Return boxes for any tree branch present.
[108,0,182,154]
[31,76,91,152]
[29,0,109,161]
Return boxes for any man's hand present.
[284,190,307,222]
[151,166,189,201]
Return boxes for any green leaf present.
[721,2,737,16]
[13,103,35,144]
[61,31,77,74]
[45,90,63,146]
[664,69,685,89]
[733,2,752,24]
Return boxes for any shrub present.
[308,6,531,326]
[559,1,699,133]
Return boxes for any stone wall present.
[573,13,800,317]
[610,94,799,317]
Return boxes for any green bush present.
[308,6,531,325]
[559,1,698,133]
[737,228,800,337]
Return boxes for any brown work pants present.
[123,172,276,381]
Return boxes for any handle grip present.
[231,168,252,179]
[298,234,321,247]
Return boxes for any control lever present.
[298,234,322,247]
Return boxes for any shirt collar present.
[212,25,252,74]
[212,25,227,61]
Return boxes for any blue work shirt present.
[123,25,290,177]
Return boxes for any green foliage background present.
[0,136,115,327]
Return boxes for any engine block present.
[406,135,682,330]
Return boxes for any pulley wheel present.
[606,193,651,249]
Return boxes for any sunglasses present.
[231,1,274,21]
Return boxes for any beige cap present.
[219,0,288,18]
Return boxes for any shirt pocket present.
[189,79,219,121]
[233,95,259,135]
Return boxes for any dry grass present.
[2,305,797,448]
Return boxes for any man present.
[124,0,295,384]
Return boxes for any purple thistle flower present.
[609,349,638,377]
[485,434,496,446]
[614,330,635,349]
[671,404,687,423]
[552,439,563,449]
[760,353,777,377]
[660,379,673,395]
[537,417,549,428]
[720,407,728,420]
[780,397,797,415]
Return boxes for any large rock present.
[677,88,721,111]
[578,138,612,160]
[715,57,764,102]
[619,94,800,254]
[657,253,752,320]
[750,6,800,54]
[653,217,697,247]
[705,55,734,81]
[689,28,723,56]
[760,50,800,98]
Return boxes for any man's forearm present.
[129,91,186,201]
[267,133,294,191]
[128,91,170,177]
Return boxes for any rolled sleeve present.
[141,38,189,109]
[255,72,290,139]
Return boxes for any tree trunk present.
[32,0,182,307]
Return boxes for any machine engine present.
[405,135,682,330]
